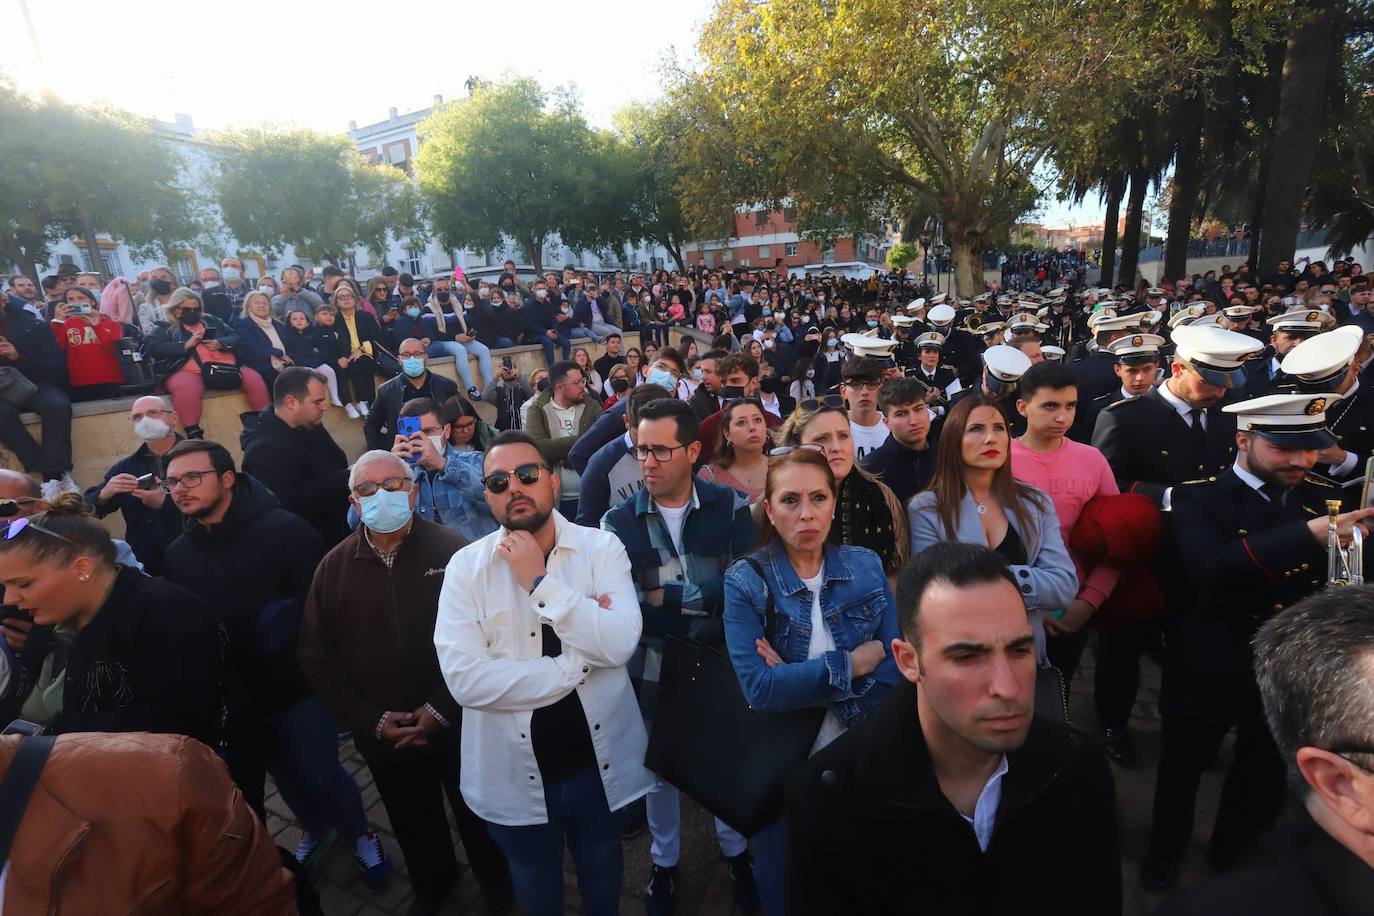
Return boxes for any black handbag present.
[644,557,824,837]
[190,349,242,391]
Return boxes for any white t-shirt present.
[657,500,690,556]
[801,572,847,754]
[849,417,891,460]
[548,401,585,500]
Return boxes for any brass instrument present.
[1327,499,1363,587]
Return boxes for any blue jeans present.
[490,336,516,348]
[428,338,493,389]
[485,766,623,916]
[268,695,370,843]
[538,332,572,366]
[751,817,788,916]
[569,326,602,344]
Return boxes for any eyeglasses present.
[481,462,549,494]
[452,420,477,431]
[799,395,845,411]
[4,517,79,548]
[768,443,826,457]
[161,470,214,492]
[1329,745,1374,772]
[352,476,412,498]
[130,407,169,421]
[632,443,690,462]
[842,381,881,392]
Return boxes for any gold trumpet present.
[1327,499,1363,587]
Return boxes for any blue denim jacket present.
[723,540,900,726]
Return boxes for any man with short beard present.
[435,431,651,916]
[785,542,1120,915]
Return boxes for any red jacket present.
[52,316,124,387]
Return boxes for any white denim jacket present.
[434,511,652,826]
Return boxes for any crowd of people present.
[0,255,1371,915]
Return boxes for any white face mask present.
[133,416,172,442]
[534,289,548,300]
[221,268,241,282]
[428,435,446,454]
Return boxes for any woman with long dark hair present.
[699,398,769,503]
[907,394,1076,653]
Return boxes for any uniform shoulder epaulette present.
[1302,472,1340,489]
[1177,476,1216,487]
[1101,396,1139,414]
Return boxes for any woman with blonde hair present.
[232,290,291,392]
[774,400,908,576]
[324,284,384,419]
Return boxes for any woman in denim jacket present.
[723,447,900,916]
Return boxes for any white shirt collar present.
[1231,460,1269,499]
[961,755,1010,853]
[1155,379,1196,423]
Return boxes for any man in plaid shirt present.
[601,397,760,915]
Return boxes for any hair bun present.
[45,491,93,518]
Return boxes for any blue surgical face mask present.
[405,307,421,318]
[867,319,879,328]
[402,357,426,378]
[358,487,413,533]
[646,368,676,389]
[826,339,839,348]
[762,309,772,317]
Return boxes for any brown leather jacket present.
[0,733,298,915]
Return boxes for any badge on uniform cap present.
[1222,392,1340,450]
[1131,335,1143,347]
[1307,397,1327,416]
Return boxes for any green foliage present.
[211,126,424,265]
[886,241,919,270]
[415,77,611,273]
[610,101,699,270]
[0,78,202,276]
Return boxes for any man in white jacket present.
[434,430,652,916]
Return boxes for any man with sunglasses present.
[1157,588,1374,914]
[435,431,652,916]
[600,398,761,915]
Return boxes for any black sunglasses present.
[481,462,550,494]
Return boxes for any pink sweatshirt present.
[1011,437,1121,609]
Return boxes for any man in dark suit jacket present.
[1069,312,1142,410]
[1141,393,1374,893]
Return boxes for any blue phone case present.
[397,416,422,463]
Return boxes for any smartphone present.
[136,473,158,490]
[2,719,45,737]
[397,416,422,464]
[501,356,514,370]
[70,302,92,315]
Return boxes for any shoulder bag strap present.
[0,735,56,864]
[737,557,779,641]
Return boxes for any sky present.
[2,0,1097,228]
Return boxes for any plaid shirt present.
[601,479,756,720]
[413,447,500,543]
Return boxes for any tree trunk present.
[1257,1,1337,275]
[528,237,543,276]
[1099,175,1124,287]
[1164,98,1205,281]
[950,236,980,298]
[79,213,106,283]
[1117,167,1150,287]
[1248,157,1269,273]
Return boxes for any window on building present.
[757,244,771,259]
[172,254,197,285]
[783,207,798,223]
[404,247,424,276]
[720,248,733,263]
[821,246,835,263]
[78,246,123,278]
[754,210,769,227]
[784,242,799,257]
[385,142,408,166]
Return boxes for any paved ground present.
[267,639,1227,915]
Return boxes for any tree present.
[415,78,607,275]
[211,127,424,266]
[611,102,698,272]
[886,242,919,270]
[0,79,202,280]
[673,0,1171,297]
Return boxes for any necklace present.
[976,501,988,516]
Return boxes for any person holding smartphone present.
[51,286,125,401]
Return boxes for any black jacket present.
[0,299,68,388]
[363,371,460,451]
[84,441,185,576]
[786,681,1121,916]
[1069,349,1121,405]
[1165,470,1327,721]
[860,434,937,506]
[162,474,323,716]
[1091,384,1239,507]
[690,384,724,422]
[1,567,221,746]
[1154,817,1374,915]
[324,309,386,362]
[280,323,337,369]
[242,408,351,546]
[145,315,241,378]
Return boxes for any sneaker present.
[645,864,675,916]
[353,831,392,891]
[56,472,80,495]
[184,424,205,440]
[294,829,336,869]
[344,403,361,420]
[357,401,371,418]
[725,851,761,914]
[39,478,61,503]
[467,386,482,401]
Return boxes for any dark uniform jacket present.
[1154,817,1374,916]
[1091,384,1238,506]
[1242,354,1294,398]
[1323,382,1374,481]
[785,681,1121,916]
[1069,349,1121,405]
[908,364,958,395]
[1166,470,1328,721]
